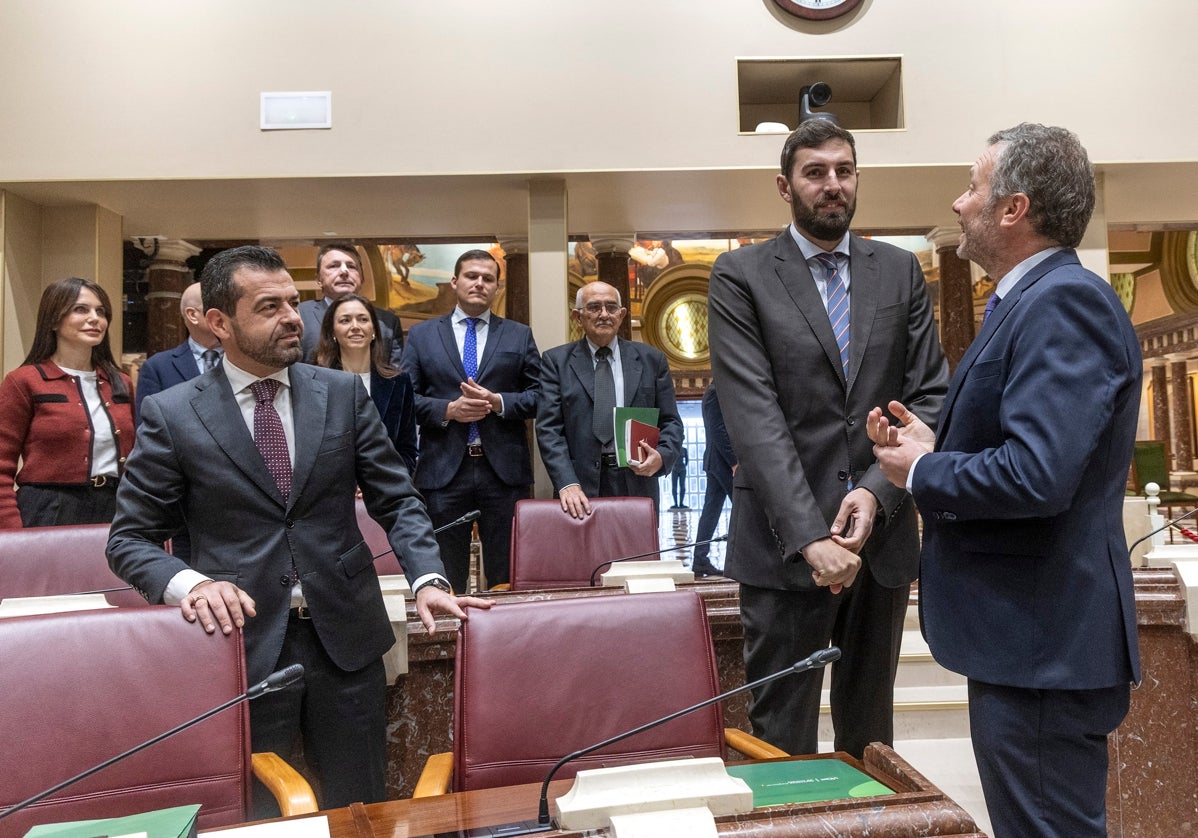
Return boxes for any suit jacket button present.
[837,470,848,481]
[846,417,856,426]
[285,519,295,529]
[280,575,292,586]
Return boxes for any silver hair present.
[574,283,622,309]
[985,123,1095,249]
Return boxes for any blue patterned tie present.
[814,252,850,377]
[462,317,480,444]
[983,292,1000,324]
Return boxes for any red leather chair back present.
[357,498,403,577]
[452,590,725,792]
[508,497,659,590]
[0,607,252,835]
[0,524,145,607]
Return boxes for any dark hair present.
[23,277,129,399]
[985,123,1095,249]
[314,293,399,379]
[199,246,288,315]
[453,249,501,279]
[779,120,858,178]
[315,243,361,274]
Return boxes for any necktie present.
[814,252,850,377]
[462,317,480,444]
[593,346,615,446]
[983,292,1001,324]
[201,349,220,372]
[250,378,292,500]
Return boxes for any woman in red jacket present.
[0,277,136,528]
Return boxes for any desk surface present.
[220,746,984,838]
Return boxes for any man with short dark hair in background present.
[402,249,541,591]
[299,243,403,366]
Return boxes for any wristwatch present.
[415,577,453,596]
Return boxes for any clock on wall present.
[771,0,863,21]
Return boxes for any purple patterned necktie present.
[983,292,1001,324]
[250,378,292,500]
[814,252,850,377]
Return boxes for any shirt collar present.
[789,225,851,262]
[222,356,291,394]
[454,306,492,325]
[994,247,1064,300]
[585,336,619,358]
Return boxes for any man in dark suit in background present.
[299,243,403,367]
[108,246,488,812]
[691,382,733,577]
[868,124,1140,837]
[135,281,222,422]
[707,119,948,758]
[402,250,541,591]
[537,281,683,519]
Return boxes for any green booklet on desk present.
[726,759,895,808]
[612,407,660,467]
[23,803,200,838]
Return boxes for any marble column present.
[590,234,635,342]
[1169,357,1193,471]
[1151,361,1171,446]
[497,237,529,325]
[927,227,974,373]
[133,237,201,356]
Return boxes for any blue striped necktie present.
[983,293,1001,324]
[814,252,850,377]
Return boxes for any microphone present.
[1128,505,1198,554]
[588,536,729,586]
[0,664,305,824]
[368,510,481,563]
[518,647,841,831]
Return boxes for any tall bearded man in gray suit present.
[109,246,488,812]
[707,120,948,758]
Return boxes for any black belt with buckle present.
[467,443,484,457]
[600,453,620,469]
[290,604,312,620]
[89,475,118,489]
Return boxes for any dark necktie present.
[200,349,220,372]
[593,346,615,446]
[462,317,480,444]
[983,292,1001,324]
[814,252,850,377]
[250,378,292,500]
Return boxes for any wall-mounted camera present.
[799,83,837,125]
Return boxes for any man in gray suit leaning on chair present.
[707,119,948,759]
[108,245,489,813]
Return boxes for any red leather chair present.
[357,498,404,577]
[0,607,315,835]
[412,590,784,796]
[507,497,660,591]
[0,524,145,607]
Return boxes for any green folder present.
[726,759,894,808]
[23,803,201,838]
[613,406,659,467]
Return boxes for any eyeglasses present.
[581,302,622,315]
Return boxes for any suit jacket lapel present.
[845,235,879,391]
[937,249,1078,443]
[191,367,282,506]
[172,344,200,381]
[620,339,643,405]
[772,232,847,385]
[477,315,503,377]
[288,365,326,508]
[436,315,467,379]
[371,367,393,417]
[567,339,595,401]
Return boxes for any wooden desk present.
[240,746,983,837]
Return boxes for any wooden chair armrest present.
[724,728,789,760]
[412,751,454,798]
[489,583,511,592]
[251,751,318,816]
